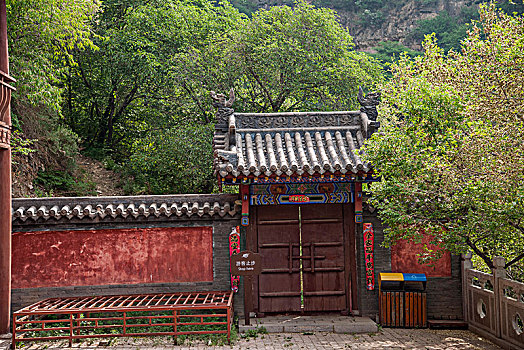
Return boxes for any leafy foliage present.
[179,1,383,114]
[371,41,421,65]
[10,131,35,161]
[34,170,96,197]
[363,4,524,277]
[497,0,524,16]
[63,0,382,195]
[123,124,215,195]
[7,0,98,110]
[370,41,421,78]
[409,2,523,53]
[409,8,478,52]
[67,0,242,150]
[7,0,100,197]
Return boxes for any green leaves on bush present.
[364,4,524,277]
[123,124,215,195]
[34,169,96,197]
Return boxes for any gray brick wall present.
[357,209,463,321]
[356,210,391,318]
[426,254,463,320]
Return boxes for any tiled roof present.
[213,110,379,179]
[12,194,240,223]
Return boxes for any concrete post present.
[492,256,506,338]
[0,0,11,335]
[461,252,473,323]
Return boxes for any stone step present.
[0,333,11,350]
[428,319,468,329]
[239,315,378,334]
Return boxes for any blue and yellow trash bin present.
[379,272,427,328]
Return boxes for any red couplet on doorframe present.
[363,223,375,290]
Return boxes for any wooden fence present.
[463,253,524,349]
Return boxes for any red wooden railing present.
[12,291,234,348]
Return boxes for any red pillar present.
[0,0,12,335]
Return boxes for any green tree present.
[363,4,524,278]
[8,0,98,111]
[179,0,383,114]
[7,0,100,196]
[68,0,242,150]
[124,124,215,194]
[370,41,421,79]
[409,6,479,52]
[61,0,383,195]
[371,41,421,64]
[118,0,383,195]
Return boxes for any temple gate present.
[212,89,379,315]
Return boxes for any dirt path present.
[76,154,124,196]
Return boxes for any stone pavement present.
[239,315,377,334]
[7,328,501,349]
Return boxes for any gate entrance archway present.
[256,204,353,313]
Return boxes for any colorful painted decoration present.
[355,182,363,223]
[251,192,353,205]
[229,226,241,292]
[253,174,356,184]
[241,185,250,226]
[250,182,353,195]
[249,183,354,205]
[363,223,375,291]
[222,173,376,185]
[289,195,310,203]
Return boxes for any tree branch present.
[114,82,140,123]
[465,236,494,269]
[181,82,209,123]
[505,251,524,269]
[246,65,275,111]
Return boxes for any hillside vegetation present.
[7,0,524,276]
[7,0,523,197]
[364,3,524,278]
[10,0,382,197]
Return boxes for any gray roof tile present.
[12,194,240,223]
[213,111,378,178]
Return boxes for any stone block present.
[334,317,378,333]
[284,324,334,333]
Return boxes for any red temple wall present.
[12,227,213,289]
[390,235,451,277]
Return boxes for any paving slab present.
[0,333,11,350]
[10,328,501,349]
[239,315,378,334]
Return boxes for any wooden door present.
[257,204,347,313]
[301,205,346,311]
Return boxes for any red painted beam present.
[0,0,11,335]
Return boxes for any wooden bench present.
[12,291,233,349]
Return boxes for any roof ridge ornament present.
[357,86,380,122]
[210,89,235,132]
